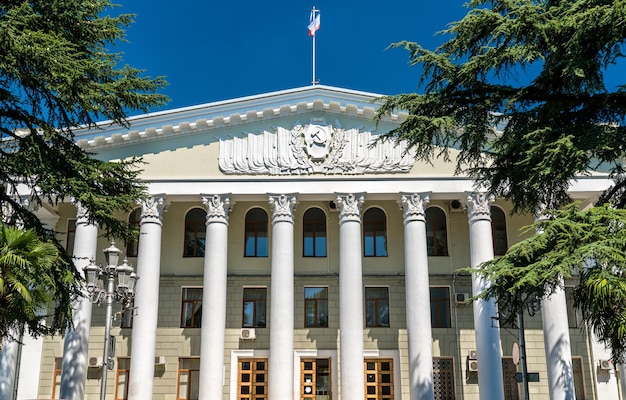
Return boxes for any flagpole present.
[312,24,316,85]
[309,6,319,85]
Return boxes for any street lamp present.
[84,241,138,400]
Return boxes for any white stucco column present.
[198,194,232,400]
[268,193,297,400]
[60,203,98,400]
[541,280,575,399]
[466,193,505,400]
[0,335,19,399]
[400,192,435,400]
[336,192,365,400]
[531,210,575,400]
[128,196,165,400]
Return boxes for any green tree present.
[376,0,626,361]
[0,223,68,340]
[0,0,167,338]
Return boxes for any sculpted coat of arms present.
[218,120,415,175]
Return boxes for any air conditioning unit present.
[599,359,614,370]
[155,356,166,366]
[468,349,478,360]
[450,200,464,212]
[240,328,256,340]
[468,359,479,372]
[456,293,470,304]
[88,357,102,368]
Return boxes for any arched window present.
[245,208,268,257]
[184,208,206,257]
[426,207,449,256]
[363,207,388,257]
[491,206,509,256]
[303,207,327,257]
[126,208,141,257]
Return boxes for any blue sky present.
[114,1,623,115]
[115,1,469,113]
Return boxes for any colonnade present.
[57,192,575,400]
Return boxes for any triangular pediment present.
[74,85,419,177]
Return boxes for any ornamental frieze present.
[218,121,416,175]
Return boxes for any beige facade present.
[4,86,619,400]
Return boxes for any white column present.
[0,337,19,399]
[466,193,505,400]
[336,193,365,400]
[532,210,575,400]
[60,204,98,400]
[198,194,232,400]
[400,193,435,400]
[268,193,297,400]
[541,278,575,399]
[128,196,165,400]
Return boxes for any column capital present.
[202,194,233,225]
[466,192,494,223]
[73,201,96,227]
[268,193,298,224]
[139,195,166,226]
[399,192,431,223]
[335,193,365,224]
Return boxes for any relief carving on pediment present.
[218,120,416,175]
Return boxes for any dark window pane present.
[491,206,509,256]
[245,208,268,257]
[430,287,451,328]
[303,208,327,257]
[363,208,388,257]
[426,207,449,256]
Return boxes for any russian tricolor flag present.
[308,10,320,36]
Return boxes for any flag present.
[308,10,320,36]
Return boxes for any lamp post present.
[84,242,138,400]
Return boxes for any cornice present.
[75,85,408,151]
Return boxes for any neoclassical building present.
[0,86,622,400]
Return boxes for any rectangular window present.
[66,219,76,256]
[565,286,579,328]
[430,287,451,328]
[432,357,455,400]
[365,287,390,327]
[178,358,200,400]
[51,357,62,400]
[238,358,268,400]
[181,288,202,328]
[115,357,130,400]
[120,300,134,329]
[304,287,329,328]
[364,358,394,400]
[301,358,331,400]
[572,357,585,400]
[243,288,267,328]
[502,357,519,400]
[303,219,327,257]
